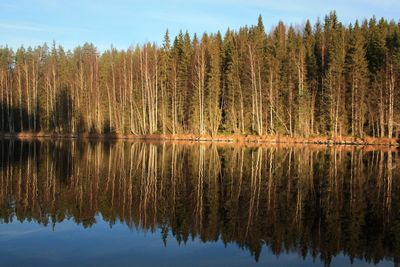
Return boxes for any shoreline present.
[0,132,398,146]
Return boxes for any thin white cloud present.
[0,22,87,34]
[0,23,51,32]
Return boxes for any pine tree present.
[159,30,172,135]
[345,21,368,137]
[304,19,318,136]
[206,32,222,136]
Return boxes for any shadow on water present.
[0,140,399,266]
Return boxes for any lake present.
[0,140,399,267]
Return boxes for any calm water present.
[0,140,399,267]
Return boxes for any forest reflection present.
[0,140,399,266]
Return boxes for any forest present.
[0,11,399,138]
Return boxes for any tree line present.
[0,11,399,137]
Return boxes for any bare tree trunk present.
[388,62,394,138]
[248,45,262,135]
[140,51,147,134]
[154,51,159,134]
[160,59,166,135]
[18,68,23,132]
[106,83,113,132]
[379,81,385,137]
[195,44,206,135]
[8,74,14,132]
[269,72,274,135]
[0,70,4,131]
[32,57,38,132]
[24,63,31,131]
[129,53,134,134]
[172,63,177,135]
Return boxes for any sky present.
[1,0,399,51]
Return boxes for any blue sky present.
[1,0,399,51]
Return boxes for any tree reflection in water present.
[0,140,399,266]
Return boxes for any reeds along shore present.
[0,132,399,146]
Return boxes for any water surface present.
[0,140,399,266]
